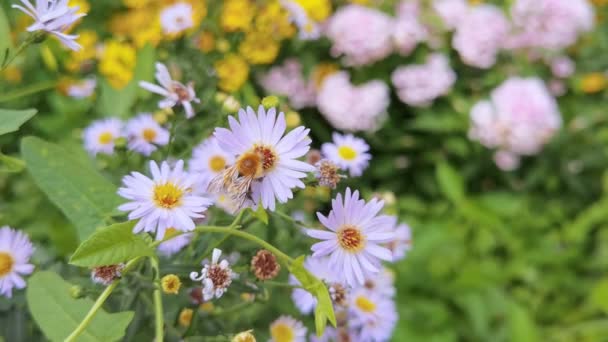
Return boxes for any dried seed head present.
[250,249,281,280]
[91,264,125,286]
[315,159,343,189]
[329,282,348,307]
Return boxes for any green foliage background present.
[1,1,608,341]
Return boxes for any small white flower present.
[307,188,394,287]
[0,226,35,298]
[269,315,307,342]
[83,118,124,156]
[190,248,236,301]
[157,228,193,257]
[67,78,96,99]
[118,160,213,240]
[349,288,398,342]
[160,2,194,36]
[12,0,86,51]
[140,62,200,119]
[190,137,235,184]
[125,114,170,156]
[322,132,371,177]
[384,217,412,262]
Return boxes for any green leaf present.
[249,205,269,225]
[0,6,12,67]
[70,221,154,267]
[287,256,336,336]
[97,44,155,118]
[508,302,538,342]
[0,108,37,136]
[436,161,465,202]
[21,137,122,240]
[27,271,133,342]
[0,152,25,173]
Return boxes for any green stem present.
[261,280,303,289]
[65,257,144,342]
[273,211,313,228]
[0,80,58,103]
[1,31,45,72]
[150,257,164,342]
[165,113,181,158]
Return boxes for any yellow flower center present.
[161,274,181,294]
[236,145,277,178]
[209,155,227,172]
[142,128,157,142]
[337,226,365,252]
[337,146,357,161]
[98,132,114,145]
[153,182,183,209]
[271,323,295,342]
[355,295,377,313]
[164,227,179,239]
[0,252,14,277]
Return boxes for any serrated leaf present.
[70,221,154,267]
[288,256,336,336]
[27,271,133,342]
[250,205,269,225]
[21,137,122,240]
[0,108,37,136]
[436,161,465,202]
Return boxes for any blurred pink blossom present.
[494,150,521,171]
[391,53,456,107]
[432,0,468,30]
[469,77,562,169]
[392,0,427,55]
[317,72,390,132]
[550,56,575,79]
[325,5,394,66]
[258,59,316,109]
[452,4,509,69]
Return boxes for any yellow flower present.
[109,9,162,48]
[232,330,256,342]
[239,31,280,65]
[65,30,98,72]
[2,66,22,83]
[311,62,339,89]
[195,31,215,53]
[161,274,181,294]
[99,40,137,89]
[221,0,255,32]
[178,308,193,327]
[123,0,154,8]
[294,0,331,22]
[200,302,215,312]
[69,0,90,14]
[581,72,607,93]
[215,54,249,92]
[255,1,295,40]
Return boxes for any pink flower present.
[391,53,455,107]
[469,77,562,169]
[432,0,468,30]
[258,59,316,110]
[509,0,594,50]
[550,56,575,79]
[392,0,427,56]
[317,72,390,132]
[452,4,509,69]
[493,150,520,171]
[325,5,394,66]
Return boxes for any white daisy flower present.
[190,248,236,301]
[83,118,124,156]
[67,78,96,98]
[125,114,170,156]
[269,315,307,342]
[160,2,194,36]
[190,137,235,184]
[117,160,213,240]
[209,105,315,211]
[157,227,193,257]
[349,288,398,342]
[12,0,86,51]
[139,62,200,119]
[307,188,395,287]
[321,133,371,177]
[289,256,338,314]
[0,226,34,298]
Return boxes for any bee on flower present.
[125,114,170,156]
[117,160,213,240]
[139,62,200,118]
[190,248,237,301]
[208,105,315,211]
[83,118,124,156]
[12,0,86,51]
[0,226,34,298]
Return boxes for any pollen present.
[209,155,227,172]
[337,145,357,161]
[0,252,14,277]
[355,295,377,313]
[142,128,157,142]
[254,145,278,171]
[236,152,263,178]
[98,131,114,145]
[270,323,294,342]
[337,226,365,252]
[153,182,184,209]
